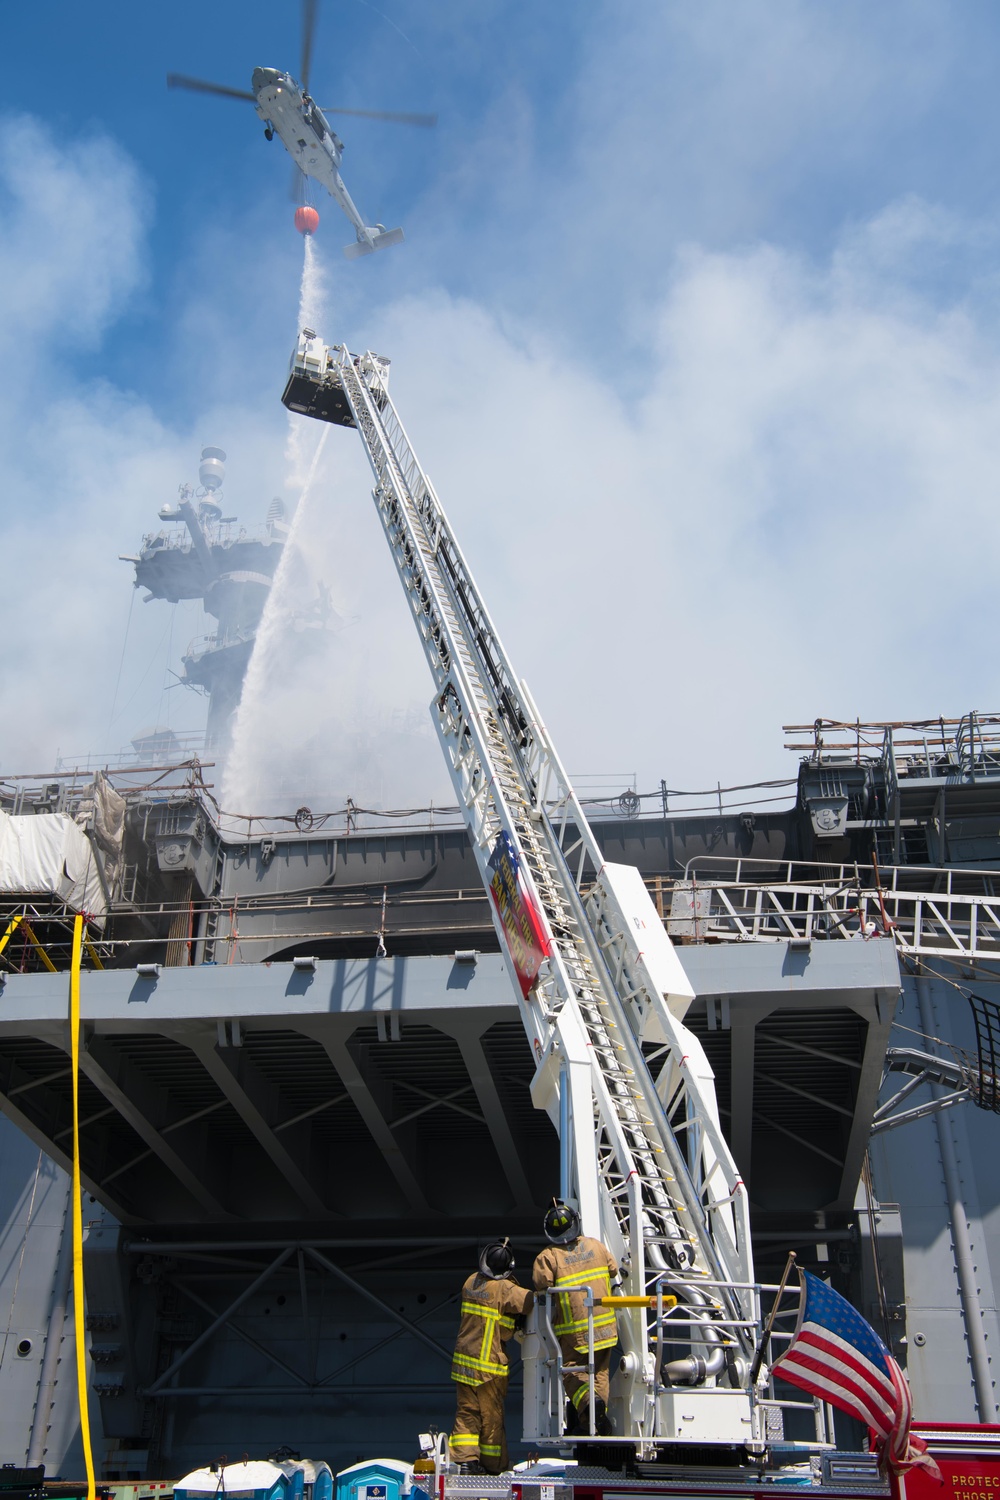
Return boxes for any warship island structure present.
[120,447,290,754]
[0,370,999,1495]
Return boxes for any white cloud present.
[340,202,1000,799]
[5,106,1000,819]
[0,116,150,349]
[0,116,291,776]
[396,0,968,354]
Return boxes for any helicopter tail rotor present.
[343,225,403,259]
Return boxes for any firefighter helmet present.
[543,1200,580,1245]
[479,1238,515,1278]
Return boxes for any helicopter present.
[167,0,435,258]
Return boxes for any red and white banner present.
[487,831,551,998]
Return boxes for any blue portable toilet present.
[174,1460,290,1500]
[175,1457,334,1500]
[335,1459,414,1500]
[275,1459,333,1500]
[311,1467,333,1500]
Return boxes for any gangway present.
[283,335,773,1458]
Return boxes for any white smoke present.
[221,422,329,817]
[219,235,450,820]
[222,235,332,815]
[6,104,1000,811]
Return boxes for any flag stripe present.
[777,1358,893,1433]
[768,1269,940,1483]
[777,1349,893,1428]
[888,1362,915,1459]
[790,1334,898,1417]
[795,1325,898,1401]
[776,1350,894,1435]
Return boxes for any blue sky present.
[16,0,1000,377]
[4,2,1000,812]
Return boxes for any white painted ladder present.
[290,337,762,1447]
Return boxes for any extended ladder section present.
[283,336,764,1453]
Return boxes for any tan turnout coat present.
[533,1236,619,1351]
[451,1272,534,1386]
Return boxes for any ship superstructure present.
[2,704,1000,1475]
[122,448,289,751]
[0,755,887,1476]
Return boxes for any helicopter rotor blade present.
[301,0,318,96]
[167,73,256,103]
[318,106,438,127]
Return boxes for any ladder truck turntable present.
[280,333,988,1500]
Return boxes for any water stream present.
[220,237,329,817]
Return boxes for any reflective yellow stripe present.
[452,1354,507,1378]
[461,1301,514,1329]
[552,1266,615,1339]
[558,1332,617,1349]
[450,1435,479,1448]
[553,1314,616,1334]
[480,1310,496,1368]
[556,1267,610,1287]
[480,1446,502,1457]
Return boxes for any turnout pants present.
[449,1375,509,1473]
[559,1336,612,1420]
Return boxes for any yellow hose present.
[70,915,96,1500]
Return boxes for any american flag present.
[771,1268,940,1479]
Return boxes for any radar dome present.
[199,447,226,493]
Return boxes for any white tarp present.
[0,809,106,918]
[73,771,125,894]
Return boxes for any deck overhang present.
[0,939,899,1228]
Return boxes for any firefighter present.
[532,1200,618,1436]
[449,1238,533,1474]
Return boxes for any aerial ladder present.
[282,334,768,1459]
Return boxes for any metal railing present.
[183,627,255,662]
[643,856,1000,962]
[785,712,1000,783]
[10,854,1000,968]
[138,519,272,555]
[534,1280,832,1447]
